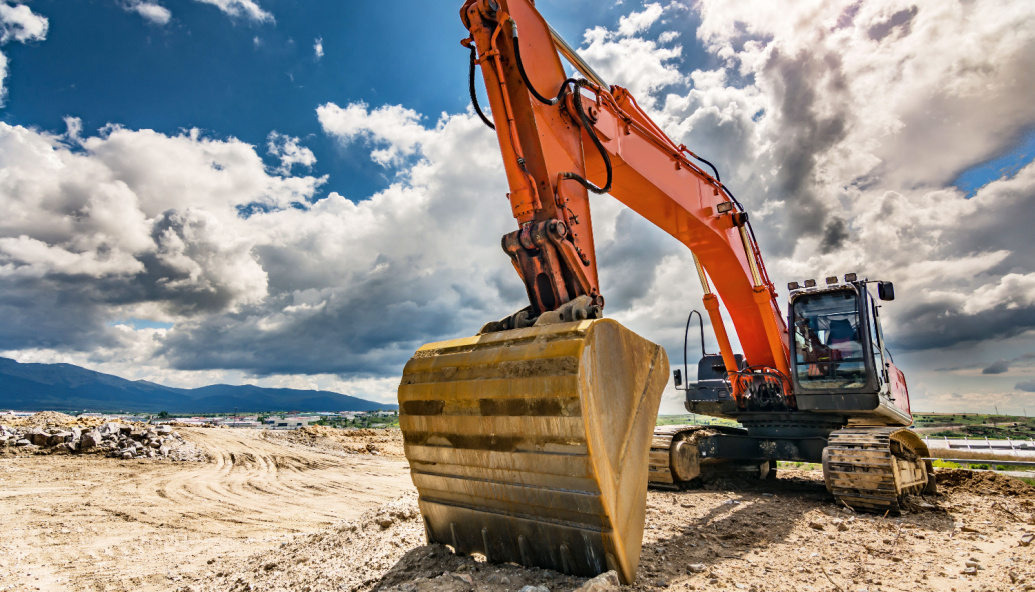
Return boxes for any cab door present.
[866,292,911,414]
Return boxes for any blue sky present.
[954,131,1035,197]
[4,1,664,201]
[1,0,1034,414]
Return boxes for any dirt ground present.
[0,427,413,592]
[262,426,406,458]
[2,426,1033,592]
[178,467,1034,592]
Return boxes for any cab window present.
[792,291,869,390]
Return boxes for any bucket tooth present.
[481,528,492,561]
[399,319,669,584]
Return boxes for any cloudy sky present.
[1,0,1034,415]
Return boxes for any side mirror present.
[878,282,895,301]
[673,369,683,387]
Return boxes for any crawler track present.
[822,427,931,513]
[647,425,708,488]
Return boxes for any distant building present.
[265,416,318,429]
[224,421,262,429]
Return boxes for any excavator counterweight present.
[399,319,668,583]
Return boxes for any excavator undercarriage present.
[648,424,934,513]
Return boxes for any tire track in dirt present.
[0,428,415,592]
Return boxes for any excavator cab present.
[787,278,911,424]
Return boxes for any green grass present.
[913,413,1035,440]
[315,415,400,429]
[656,414,739,428]
[777,461,821,471]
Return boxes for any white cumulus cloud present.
[618,3,663,37]
[267,132,316,175]
[317,101,433,168]
[193,0,272,23]
[0,2,47,43]
[121,0,172,25]
[0,2,47,104]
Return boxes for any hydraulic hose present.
[562,80,613,195]
[679,309,708,391]
[506,21,614,194]
[510,21,572,106]
[468,43,495,131]
[686,151,721,183]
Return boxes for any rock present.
[157,425,173,435]
[70,427,82,441]
[962,566,978,576]
[48,433,70,447]
[688,564,707,573]
[15,439,31,447]
[809,521,825,530]
[1020,534,1033,547]
[573,571,620,592]
[518,586,549,592]
[121,451,134,460]
[28,429,49,446]
[100,422,121,436]
[81,430,102,450]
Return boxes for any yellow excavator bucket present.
[398,318,668,584]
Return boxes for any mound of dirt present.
[264,426,405,457]
[4,411,76,427]
[2,411,135,429]
[937,468,1035,497]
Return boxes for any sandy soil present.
[0,428,413,592]
[3,425,1033,592]
[183,469,1035,592]
[262,426,406,458]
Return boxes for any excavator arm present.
[462,0,791,392]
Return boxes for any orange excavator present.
[398,0,933,584]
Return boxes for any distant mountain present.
[0,357,397,414]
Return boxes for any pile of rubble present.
[0,420,207,461]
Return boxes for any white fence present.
[923,435,1035,458]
